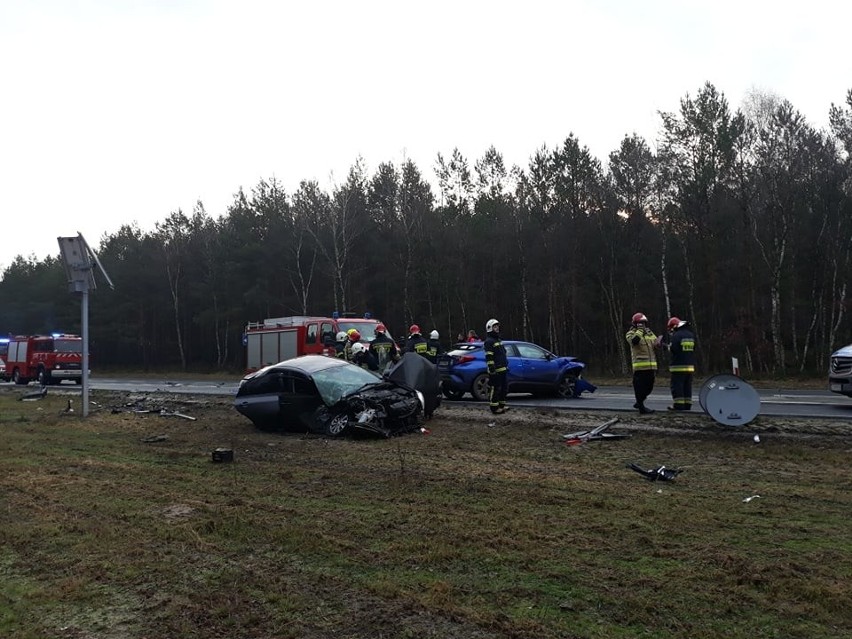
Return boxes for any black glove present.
[631,335,641,345]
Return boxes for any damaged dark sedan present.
[234,354,431,437]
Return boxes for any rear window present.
[447,344,482,356]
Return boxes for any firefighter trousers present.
[632,370,656,406]
[489,371,508,412]
[670,372,693,410]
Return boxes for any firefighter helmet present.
[375,323,386,334]
[347,329,361,342]
[486,318,500,333]
[409,324,421,335]
[336,331,348,342]
[631,312,648,326]
[430,330,439,340]
[667,316,682,331]
[351,342,366,355]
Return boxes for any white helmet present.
[336,331,348,342]
[486,318,500,332]
[351,342,367,355]
[430,330,439,340]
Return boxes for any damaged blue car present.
[437,340,596,401]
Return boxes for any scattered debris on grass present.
[563,417,630,445]
[20,387,47,401]
[211,447,234,462]
[627,463,683,481]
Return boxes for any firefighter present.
[625,312,660,414]
[484,318,509,414]
[405,324,429,358]
[369,323,399,370]
[426,330,442,364]
[666,317,696,410]
[350,342,380,372]
[334,331,349,358]
[343,329,361,362]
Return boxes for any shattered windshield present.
[311,364,381,405]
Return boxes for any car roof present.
[268,355,350,374]
[452,340,540,348]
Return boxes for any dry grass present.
[1,387,850,639]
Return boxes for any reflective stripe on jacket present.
[484,333,508,374]
[669,327,696,373]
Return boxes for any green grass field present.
[1,389,850,638]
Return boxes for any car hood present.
[555,355,585,368]
[385,352,441,416]
[832,344,852,358]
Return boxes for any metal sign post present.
[57,234,114,417]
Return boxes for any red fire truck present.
[243,315,390,372]
[6,334,84,385]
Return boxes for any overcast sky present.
[1,0,849,271]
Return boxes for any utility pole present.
[57,234,114,417]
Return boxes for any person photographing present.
[625,312,660,414]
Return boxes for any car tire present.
[557,374,578,399]
[324,412,349,437]
[472,373,491,402]
[441,384,465,400]
[13,370,28,385]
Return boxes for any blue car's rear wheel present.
[472,373,491,401]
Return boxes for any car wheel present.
[37,368,50,386]
[557,374,578,398]
[13,370,28,385]
[472,373,491,402]
[441,384,465,400]
[325,412,349,437]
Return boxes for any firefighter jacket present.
[484,332,508,375]
[669,325,696,374]
[335,340,347,359]
[353,349,380,372]
[405,334,429,357]
[426,338,441,364]
[369,333,399,368]
[625,326,658,372]
[342,340,357,362]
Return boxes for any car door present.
[280,371,324,427]
[235,371,286,426]
[510,342,560,392]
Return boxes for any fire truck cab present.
[6,334,84,386]
[244,315,390,372]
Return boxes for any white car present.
[828,344,852,396]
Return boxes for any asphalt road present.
[4,376,851,420]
